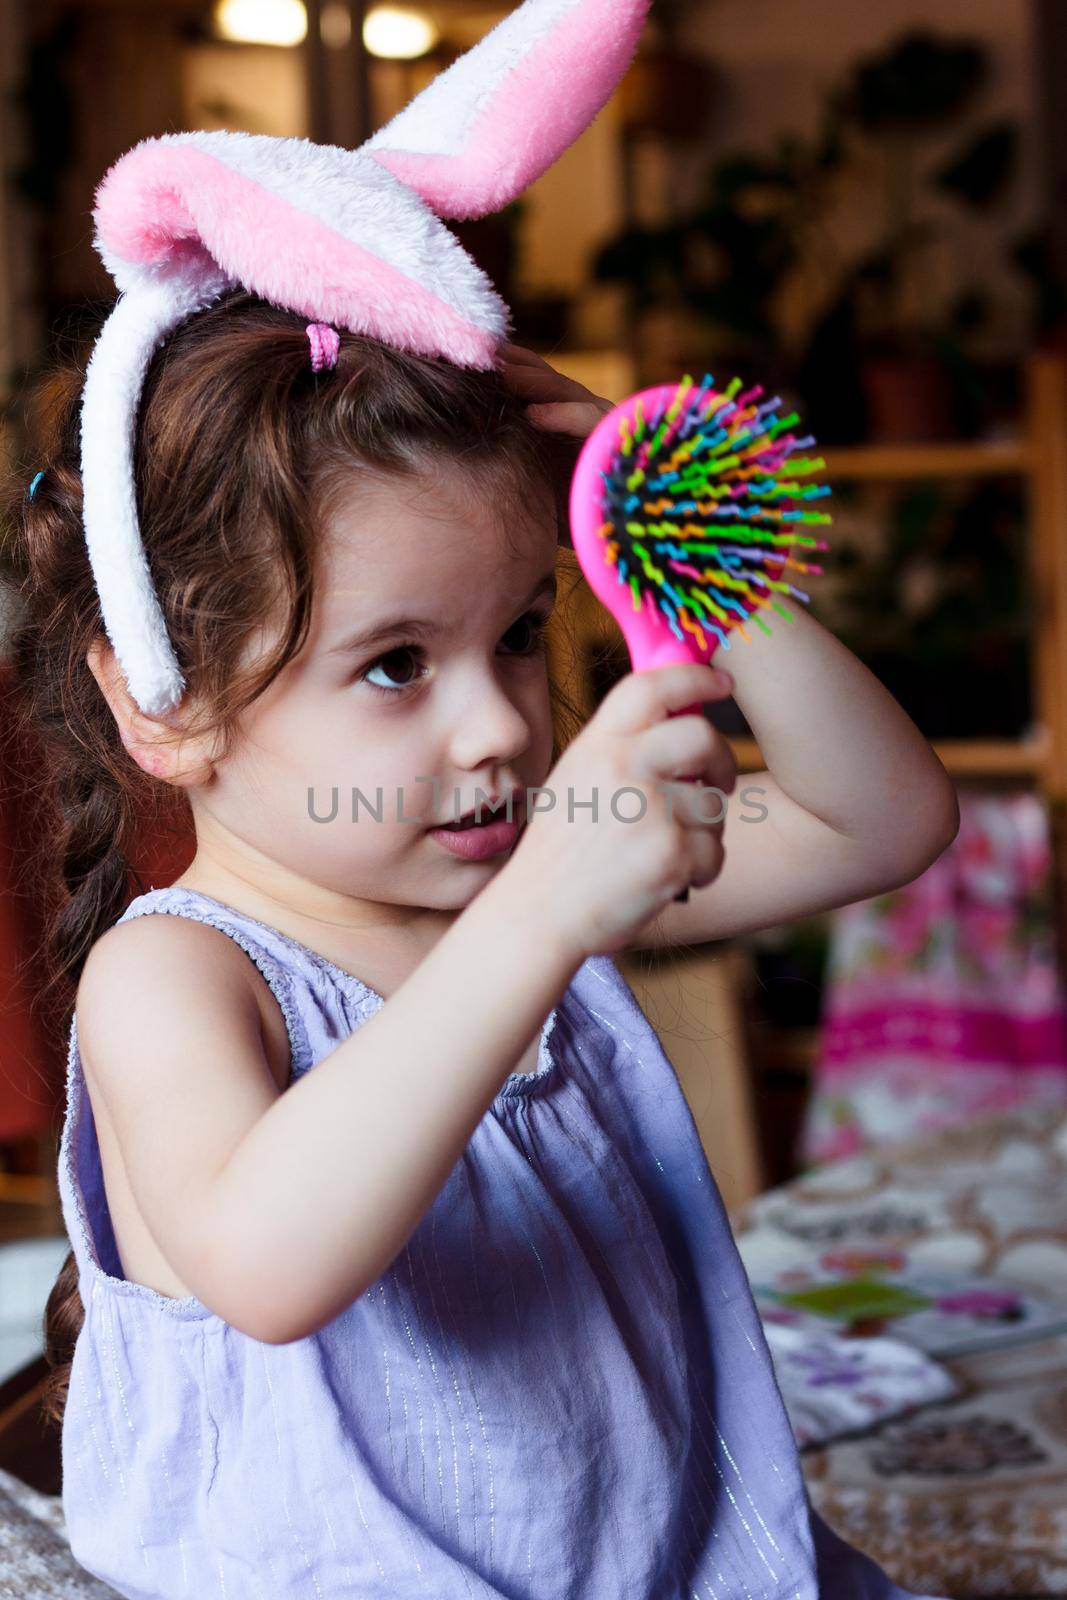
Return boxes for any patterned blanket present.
[736,1101,1067,1597]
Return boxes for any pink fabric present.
[801,790,1067,1166]
[820,998,1067,1071]
[370,0,648,220]
[93,143,499,367]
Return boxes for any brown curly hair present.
[2,287,586,1431]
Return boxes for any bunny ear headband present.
[80,0,651,718]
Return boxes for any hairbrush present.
[568,373,831,901]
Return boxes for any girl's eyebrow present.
[325,571,558,657]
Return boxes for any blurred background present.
[4,5,1067,1590]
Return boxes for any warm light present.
[363,5,439,59]
[213,0,308,47]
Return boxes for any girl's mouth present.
[427,802,525,860]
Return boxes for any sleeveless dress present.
[56,884,947,1600]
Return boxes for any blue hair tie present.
[27,470,45,501]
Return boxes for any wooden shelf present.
[821,440,1032,481]
[725,732,1052,780]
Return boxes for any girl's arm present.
[498,345,960,950]
[216,870,583,1341]
[628,595,960,948]
[79,867,581,1345]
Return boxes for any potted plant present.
[593,26,1029,439]
[830,477,1031,738]
[834,32,1012,439]
[592,140,813,386]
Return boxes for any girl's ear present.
[363,0,652,222]
[86,637,221,788]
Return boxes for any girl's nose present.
[447,674,533,773]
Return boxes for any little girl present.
[11,288,958,1599]
[10,2,960,1591]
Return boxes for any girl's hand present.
[499,342,615,439]
[505,661,737,960]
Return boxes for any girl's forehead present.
[316,475,557,623]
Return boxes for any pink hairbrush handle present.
[569,372,829,912]
[569,387,729,906]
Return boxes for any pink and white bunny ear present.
[79,0,652,716]
[92,132,509,368]
[365,0,652,220]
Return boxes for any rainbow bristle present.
[595,374,831,652]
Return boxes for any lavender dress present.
[57,885,947,1599]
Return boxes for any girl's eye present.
[358,610,551,696]
[360,646,426,695]
[501,610,552,656]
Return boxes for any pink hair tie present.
[306,322,341,372]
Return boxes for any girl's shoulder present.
[68,887,318,1314]
[77,886,306,1096]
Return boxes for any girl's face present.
[189,464,559,921]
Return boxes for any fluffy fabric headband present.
[81,0,651,717]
